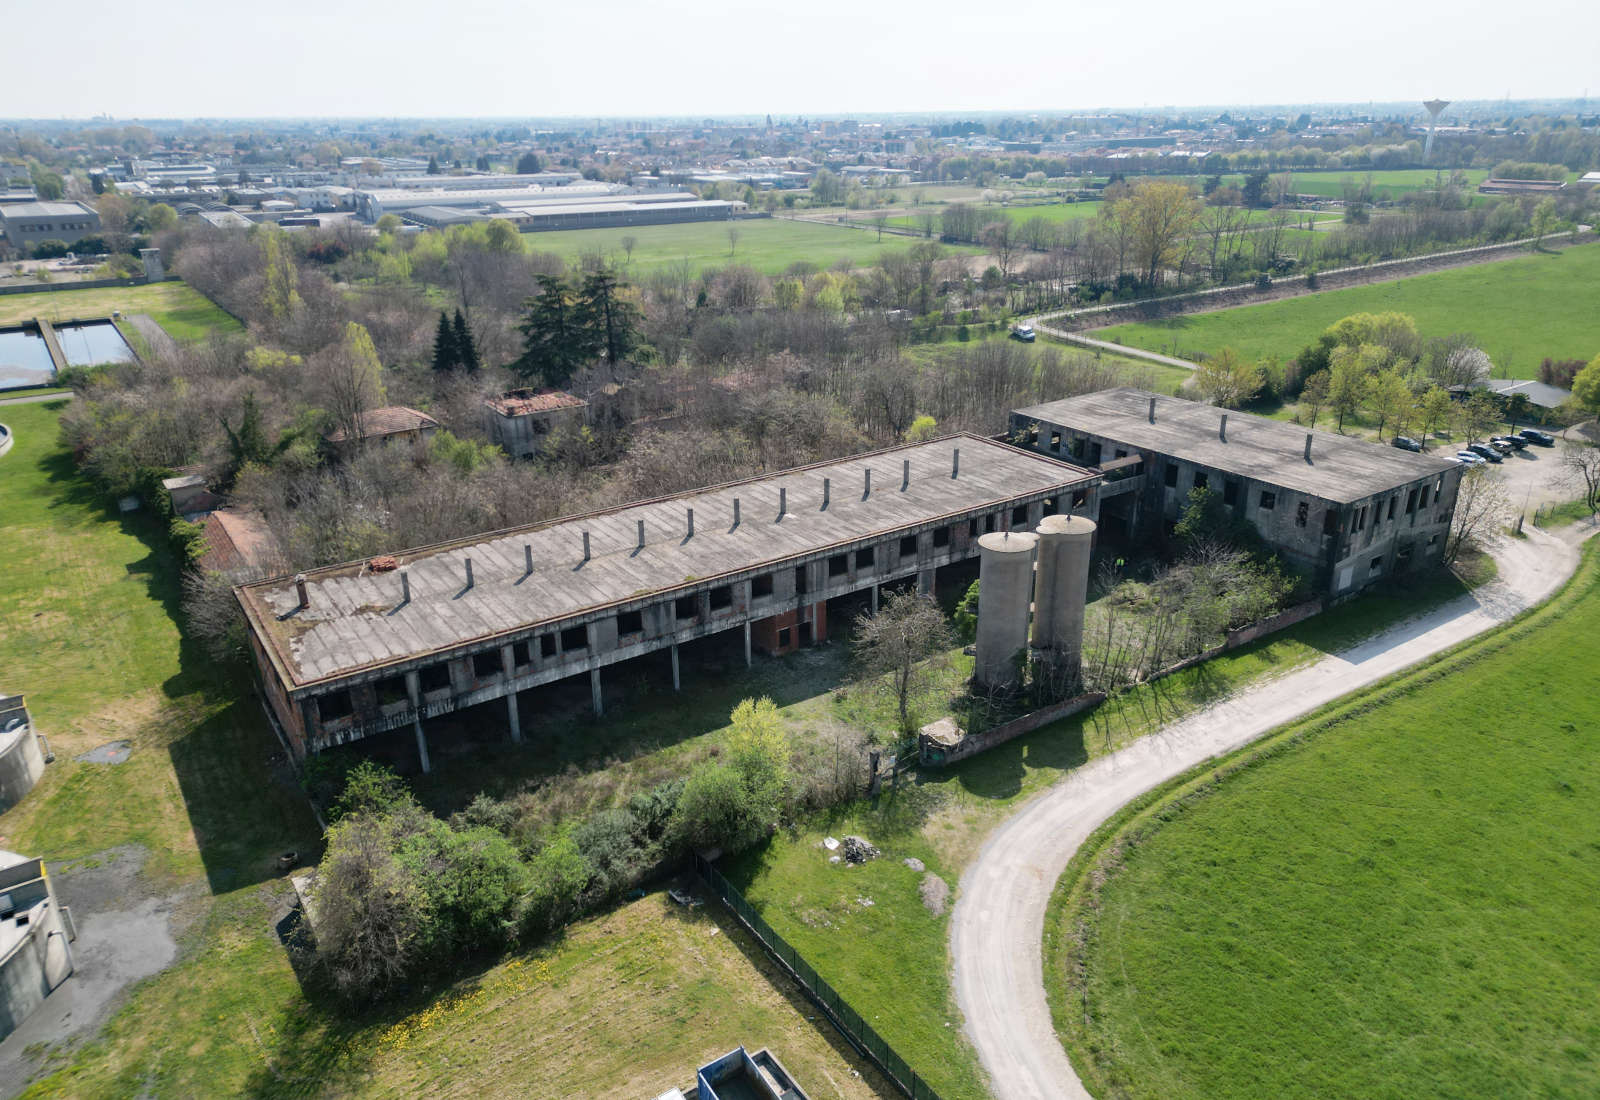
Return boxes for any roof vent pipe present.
[902,459,911,491]
[464,558,474,589]
[637,519,645,550]
[1220,413,1228,443]
[822,477,830,510]
[400,567,411,604]
[1149,396,1157,423]
[295,573,309,610]
[863,468,872,499]
[582,530,591,563]
[778,487,786,520]
[1304,433,1314,463]
[523,544,533,575]
[733,498,741,528]
[686,507,694,539]
[952,447,960,479]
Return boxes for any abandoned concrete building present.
[1011,388,1463,596]
[481,389,589,459]
[235,434,1099,770]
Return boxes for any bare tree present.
[1560,443,1600,518]
[726,225,741,256]
[851,590,954,737]
[620,235,638,263]
[321,322,388,446]
[1444,466,1510,565]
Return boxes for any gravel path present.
[950,528,1586,1100]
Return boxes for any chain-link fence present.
[693,854,943,1100]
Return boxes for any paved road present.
[950,528,1585,1100]
[1028,319,1198,372]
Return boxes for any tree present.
[851,590,954,737]
[1327,354,1368,432]
[483,218,520,253]
[1418,385,1454,446]
[516,152,543,175]
[144,203,177,232]
[1193,346,1263,409]
[1363,368,1412,441]
[1116,180,1201,289]
[314,812,429,1002]
[1560,443,1600,518]
[1530,198,1557,250]
[1444,466,1508,565]
[431,311,457,373]
[726,225,741,256]
[452,309,480,372]
[258,226,302,322]
[1300,369,1330,427]
[29,163,64,201]
[576,268,641,367]
[672,698,792,852]
[1461,390,1501,442]
[1572,354,1600,416]
[324,322,387,445]
[514,274,586,388]
[620,235,637,263]
[426,154,441,175]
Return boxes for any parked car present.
[1392,436,1423,452]
[1492,435,1528,451]
[1518,428,1556,446]
[1009,323,1036,343]
[1486,438,1514,454]
[1455,451,1486,466]
[1466,442,1503,463]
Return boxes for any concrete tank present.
[1031,515,1097,669]
[974,531,1038,689]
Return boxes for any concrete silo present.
[974,530,1038,689]
[1031,514,1096,681]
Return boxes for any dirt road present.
[949,527,1586,1100]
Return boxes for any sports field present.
[523,218,976,276]
[1093,243,1600,377]
[1049,541,1600,1100]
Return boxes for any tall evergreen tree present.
[576,269,641,367]
[432,311,458,373]
[513,274,585,388]
[453,309,480,373]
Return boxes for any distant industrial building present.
[1012,389,1462,597]
[355,183,744,231]
[235,435,1099,770]
[0,201,102,250]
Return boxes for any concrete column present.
[871,583,880,614]
[506,693,522,743]
[1032,516,1097,675]
[918,568,935,596]
[974,530,1039,689]
[743,621,752,667]
[405,670,431,774]
[671,642,681,692]
[590,667,603,717]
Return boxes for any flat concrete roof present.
[238,434,1093,690]
[1015,388,1456,505]
[0,201,95,219]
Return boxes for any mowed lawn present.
[0,281,242,341]
[523,218,977,276]
[1052,542,1600,1100]
[1094,243,1600,376]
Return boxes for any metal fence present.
[693,853,944,1100]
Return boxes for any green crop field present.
[522,218,977,276]
[0,282,241,342]
[1049,542,1600,1100]
[1094,243,1600,377]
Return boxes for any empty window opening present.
[1406,488,1418,513]
[560,625,588,652]
[900,535,919,558]
[512,641,531,668]
[777,627,792,648]
[751,573,774,599]
[540,634,558,658]
[319,689,354,719]
[856,546,876,570]
[1420,486,1430,508]
[1164,465,1179,488]
[420,663,452,692]
[1259,491,1276,510]
[794,565,809,594]
[1323,509,1338,535]
[375,675,408,706]
[828,553,849,578]
[1370,556,1383,572]
[984,514,998,533]
[1115,448,1128,459]
[675,594,698,620]
[1223,480,1238,507]
[1296,500,1309,528]
[616,610,644,636]
[709,585,733,612]
[1388,496,1398,521]
[472,650,504,678]
[1193,470,1208,490]
[933,526,951,549]
[1011,504,1028,527]
[1049,431,1061,451]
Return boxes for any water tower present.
[1422,99,1450,160]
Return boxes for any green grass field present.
[1048,541,1600,1100]
[0,282,241,342]
[1094,243,1600,377]
[523,218,977,276]
[725,560,1491,1100]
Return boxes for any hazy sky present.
[11,0,1598,120]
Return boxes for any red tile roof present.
[324,406,440,443]
[486,389,587,416]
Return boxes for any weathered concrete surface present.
[951,527,1586,1100]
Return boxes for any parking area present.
[1477,431,1574,516]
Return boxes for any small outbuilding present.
[482,389,588,459]
[324,406,440,452]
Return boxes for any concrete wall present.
[0,858,72,1042]
[0,721,45,813]
[920,692,1106,766]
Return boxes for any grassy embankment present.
[723,554,1494,1100]
[0,281,242,341]
[3,399,886,1098]
[523,218,979,277]
[1093,241,1600,380]
[1045,539,1600,1099]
